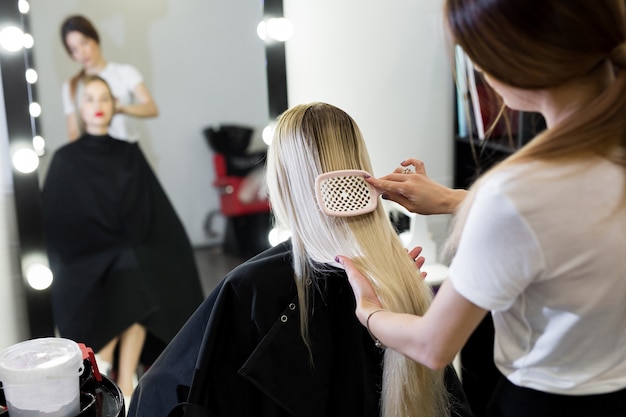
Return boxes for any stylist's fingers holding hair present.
[407,246,428,279]
[336,256,384,326]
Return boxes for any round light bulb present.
[268,227,291,247]
[25,68,38,83]
[266,18,293,42]
[12,148,39,173]
[22,33,34,49]
[26,263,53,290]
[0,26,25,52]
[29,102,41,117]
[262,125,274,145]
[33,135,45,152]
[256,21,267,41]
[18,0,30,14]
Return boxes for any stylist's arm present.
[337,255,487,370]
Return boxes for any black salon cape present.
[128,241,473,417]
[41,134,204,352]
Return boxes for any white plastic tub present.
[0,338,83,417]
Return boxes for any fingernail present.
[381,194,389,200]
[400,160,406,165]
[334,256,341,264]
[364,174,371,179]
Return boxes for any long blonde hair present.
[444,0,626,254]
[266,102,449,417]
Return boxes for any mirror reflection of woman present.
[62,76,146,401]
[42,76,204,406]
[60,15,158,141]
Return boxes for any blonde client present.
[129,102,472,417]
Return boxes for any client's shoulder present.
[222,241,295,291]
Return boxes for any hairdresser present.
[60,15,158,141]
[339,1,626,416]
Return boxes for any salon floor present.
[193,245,247,297]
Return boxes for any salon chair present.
[203,125,271,259]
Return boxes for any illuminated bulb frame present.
[262,0,290,121]
[0,4,45,167]
[0,0,55,336]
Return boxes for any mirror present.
[7,0,453,342]
[0,0,273,342]
[29,0,270,247]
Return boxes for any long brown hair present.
[444,0,626,253]
[60,15,101,100]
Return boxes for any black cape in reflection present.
[42,133,204,352]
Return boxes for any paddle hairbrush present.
[315,170,381,217]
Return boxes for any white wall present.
[29,0,270,247]
[0,65,29,351]
[283,0,454,247]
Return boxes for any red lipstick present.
[95,111,104,117]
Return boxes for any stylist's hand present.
[336,256,384,326]
[114,97,124,114]
[338,247,427,325]
[408,246,428,280]
[366,158,467,215]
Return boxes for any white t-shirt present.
[62,62,143,140]
[449,158,626,395]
